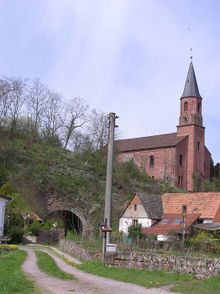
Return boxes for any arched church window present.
[149,155,154,167]
[184,101,188,111]
[198,102,201,112]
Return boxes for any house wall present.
[119,194,155,235]
[122,195,147,218]
[0,201,6,237]
[117,147,176,183]
[119,217,155,235]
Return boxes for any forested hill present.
[0,76,179,228]
[0,136,181,228]
[0,76,219,229]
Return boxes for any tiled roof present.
[120,192,163,219]
[193,222,220,231]
[139,193,163,219]
[142,213,200,235]
[115,133,187,153]
[162,192,220,219]
[181,62,202,98]
[213,205,220,222]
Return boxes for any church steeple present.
[177,61,206,192]
[181,62,202,99]
[178,62,203,127]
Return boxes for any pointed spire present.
[181,62,202,98]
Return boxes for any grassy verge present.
[172,275,220,294]
[0,250,37,293]
[36,251,74,280]
[77,260,194,288]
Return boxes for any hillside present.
[0,138,178,232]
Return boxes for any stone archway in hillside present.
[47,210,83,235]
[47,198,93,237]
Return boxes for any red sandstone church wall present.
[195,127,205,176]
[116,147,176,182]
[205,148,211,181]
[175,137,188,189]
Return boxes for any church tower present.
[177,62,206,191]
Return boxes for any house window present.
[134,204,137,211]
[149,155,154,167]
[152,176,155,180]
[184,101,188,111]
[198,141,200,150]
[179,154,183,166]
[132,219,138,226]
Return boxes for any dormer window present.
[184,101,188,111]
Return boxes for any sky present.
[0,0,220,161]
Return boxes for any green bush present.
[128,224,144,244]
[7,226,24,243]
[65,230,81,241]
[27,221,42,236]
[189,231,220,254]
[42,219,64,230]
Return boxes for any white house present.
[119,192,162,235]
[0,195,11,237]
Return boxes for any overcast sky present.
[0,0,220,162]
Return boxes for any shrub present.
[189,231,220,254]
[42,219,64,230]
[27,221,42,236]
[7,226,24,244]
[0,244,18,253]
[128,224,144,244]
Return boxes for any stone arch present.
[47,198,93,238]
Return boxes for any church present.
[116,62,211,191]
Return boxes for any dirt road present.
[21,246,171,294]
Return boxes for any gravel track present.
[21,246,172,294]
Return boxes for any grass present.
[36,251,74,280]
[0,250,38,293]
[172,275,220,294]
[77,260,194,288]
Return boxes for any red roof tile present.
[115,133,187,152]
[162,192,220,219]
[213,205,220,222]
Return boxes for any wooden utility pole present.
[103,112,118,248]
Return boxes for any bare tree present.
[88,109,109,150]
[26,79,48,140]
[8,77,26,137]
[0,78,13,131]
[63,97,89,149]
[70,131,93,153]
[41,90,64,145]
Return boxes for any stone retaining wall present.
[105,251,220,278]
[59,239,102,261]
[59,239,220,278]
